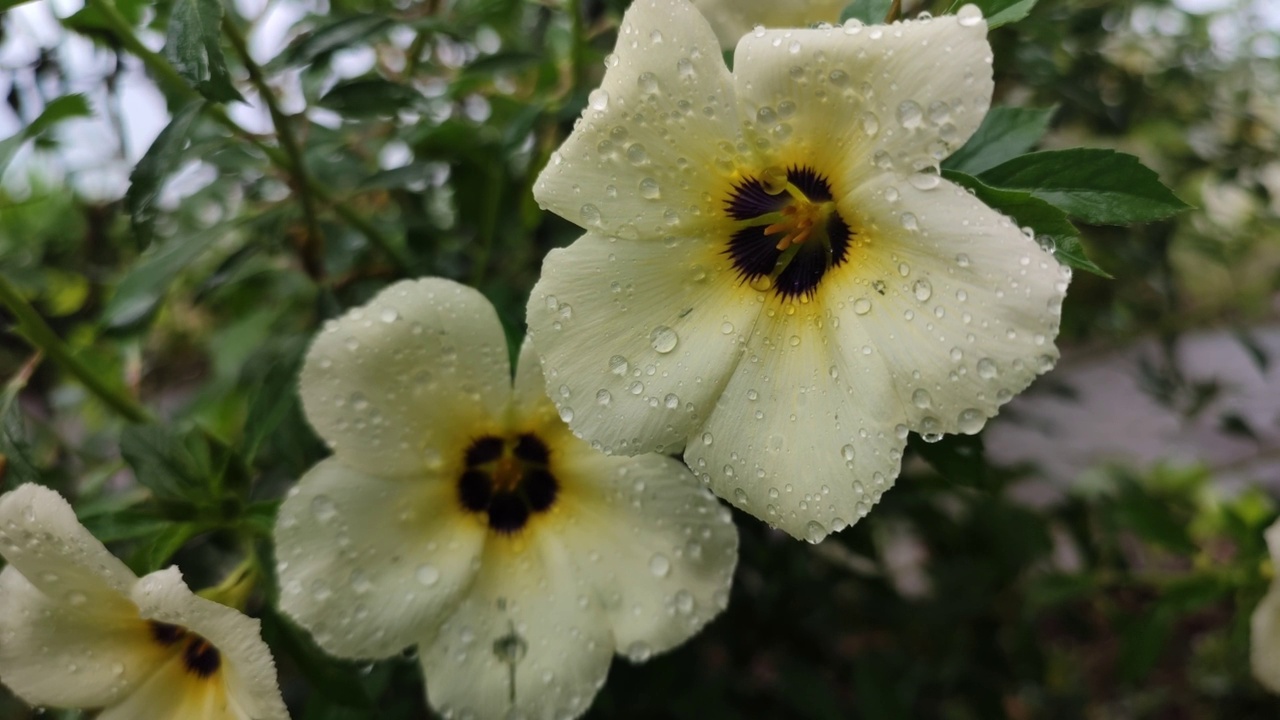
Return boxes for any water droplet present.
[701,432,714,446]
[842,18,864,34]
[639,177,660,199]
[957,408,985,434]
[379,308,399,323]
[955,253,971,268]
[579,204,601,225]
[626,143,649,165]
[664,393,679,409]
[649,325,678,353]
[900,212,919,231]
[733,487,748,504]
[912,279,933,301]
[896,100,923,129]
[977,358,998,379]
[860,112,880,136]
[311,495,338,523]
[909,171,941,190]
[804,520,827,544]
[609,355,629,376]
[720,321,734,334]
[674,590,695,614]
[911,389,932,409]
[416,565,440,586]
[957,4,984,26]
[648,554,671,578]
[637,72,658,94]
[841,444,856,461]
[596,389,612,406]
[853,298,872,315]
[558,406,575,423]
[626,641,653,662]
[66,591,87,607]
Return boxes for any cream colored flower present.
[527,0,1070,542]
[274,278,738,720]
[0,484,287,720]
[1252,519,1280,692]
[691,0,847,49]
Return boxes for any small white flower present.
[690,0,847,49]
[1252,519,1280,692]
[0,484,287,720]
[274,278,738,720]
[527,0,1071,542]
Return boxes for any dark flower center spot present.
[459,434,559,534]
[148,621,222,678]
[723,165,853,300]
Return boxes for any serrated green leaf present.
[119,424,212,505]
[943,106,1056,175]
[242,348,305,463]
[165,0,243,103]
[125,101,204,247]
[944,170,1111,277]
[318,78,420,117]
[978,149,1191,225]
[271,15,393,70]
[947,0,1039,28]
[0,399,41,489]
[103,221,233,331]
[0,94,93,175]
[140,522,200,571]
[841,0,894,24]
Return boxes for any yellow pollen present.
[491,456,523,492]
[765,198,830,252]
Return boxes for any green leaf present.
[943,106,1056,175]
[978,149,1191,225]
[910,433,988,487]
[0,94,92,175]
[261,610,374,708]
[103,222,231,330]
[946,0,1039,28]
[125,100,204,247]
[318,78,420,117]
[271,15,393,70]
[165,0,243,103]
[119,424,213,505]
[944,170,1111,277]
[0,398,41,489]
[242,347,305,463]
[139,522,201,572]
[841,0,894,24]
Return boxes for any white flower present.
[274,278,738,720]
[0,484,287,720]
[527,0,1070,542]
[1252,519,1280,692]
[690,0,847,49]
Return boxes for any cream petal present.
[0,484,138,605]
[823,178,1069,438]
[552,450,738,656]
[732,14,993,190]
[418,536,614,720]
[684,303,905,542]
[0,567,165,709]
[527,232,757,456]
[96,650,248,720]
[274,457,486,659]
[300,278,512,475]
[533,0,740,239]
[132,568,288,720]
[1254,580,1280,693]
[690,0,846,49]
[511,336,565,436]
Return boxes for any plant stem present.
[83,0,413,274]
[221,16,327,283]
[0,274,153,424]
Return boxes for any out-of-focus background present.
[1,0,1279,717]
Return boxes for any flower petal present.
[300,278,512,476]
[95,650,240,720]
[533,0,740,239]
[824,178,1069,437]
[132,567,288,720]
[690,0,847,49]
[274,457,486,659]
[0,567,165,709]
[552,450,738,656]
[732,15,993,189]
[0,483,138,603]
[418,537,613,720]
[527,232,756,455]
[684,304,905,542]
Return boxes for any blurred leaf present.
[0,399,41,489]
[841,0,894,24]
[461,51,541,77]
[910,433,988,486]
[261,610,373,708]
[358,163,436,191]
[1118,608,1171,682]
[119,424,213,505]
[1219,412,1259,442]
[272,15,393,69]
[978,149,1192,225]
[242,345,305,463]
[140,522,200,572]
[946,0,1039,28]
[1025,573,1096,611]
[318,78,419,117]
[165,0,244,103]
[82,507,170,543]
[945,169,1110,277]
[1233,329,1269,373]
[1113,477,1197,555]
[943,106,1056,175]
[0,94,92,175]
[103,222,230,330]
[125,100,204,247]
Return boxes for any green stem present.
[222,16,327,283]
[569,0,588,91]
[83,0,413,275]
[0,274,153,424]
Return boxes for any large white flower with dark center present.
[527,0,1071,542]
[0,484,287,720]
[690,0,847,49]
[1252,519,1280,693]
[274,278,738,720]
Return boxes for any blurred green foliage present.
[0,0,1278,717]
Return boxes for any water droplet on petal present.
[311,495,338,523]
[648,553,671,578]
[416,565,440,586]
[650,325,678,353]
[853,298,872,315]
[804,521,827,544]
[957,4,985,27]
[957,408,985,434]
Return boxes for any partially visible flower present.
[1252,519,1280,692]
[527,0,1070,542]
[0,484,287,720]
[274,278,738,720]
[690,0,847,49]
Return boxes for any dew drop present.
[609,355,629,376]
[841,444,856,461]
[579,204,601,225]
[911,389,932,409]
[804,520,827,544]
[912,279,933,301]
[639,177,661,199]
[900,212,919,231]
[311,495,338,523]
[957,408,985,434]
[416,565,440,586]
[596,389,612,406]
[649,325,679,353]
[853,298,872,315]
[648,553,671,578]
[976,358,998,379]
[957,4,985,26]
[896,100,923,129]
